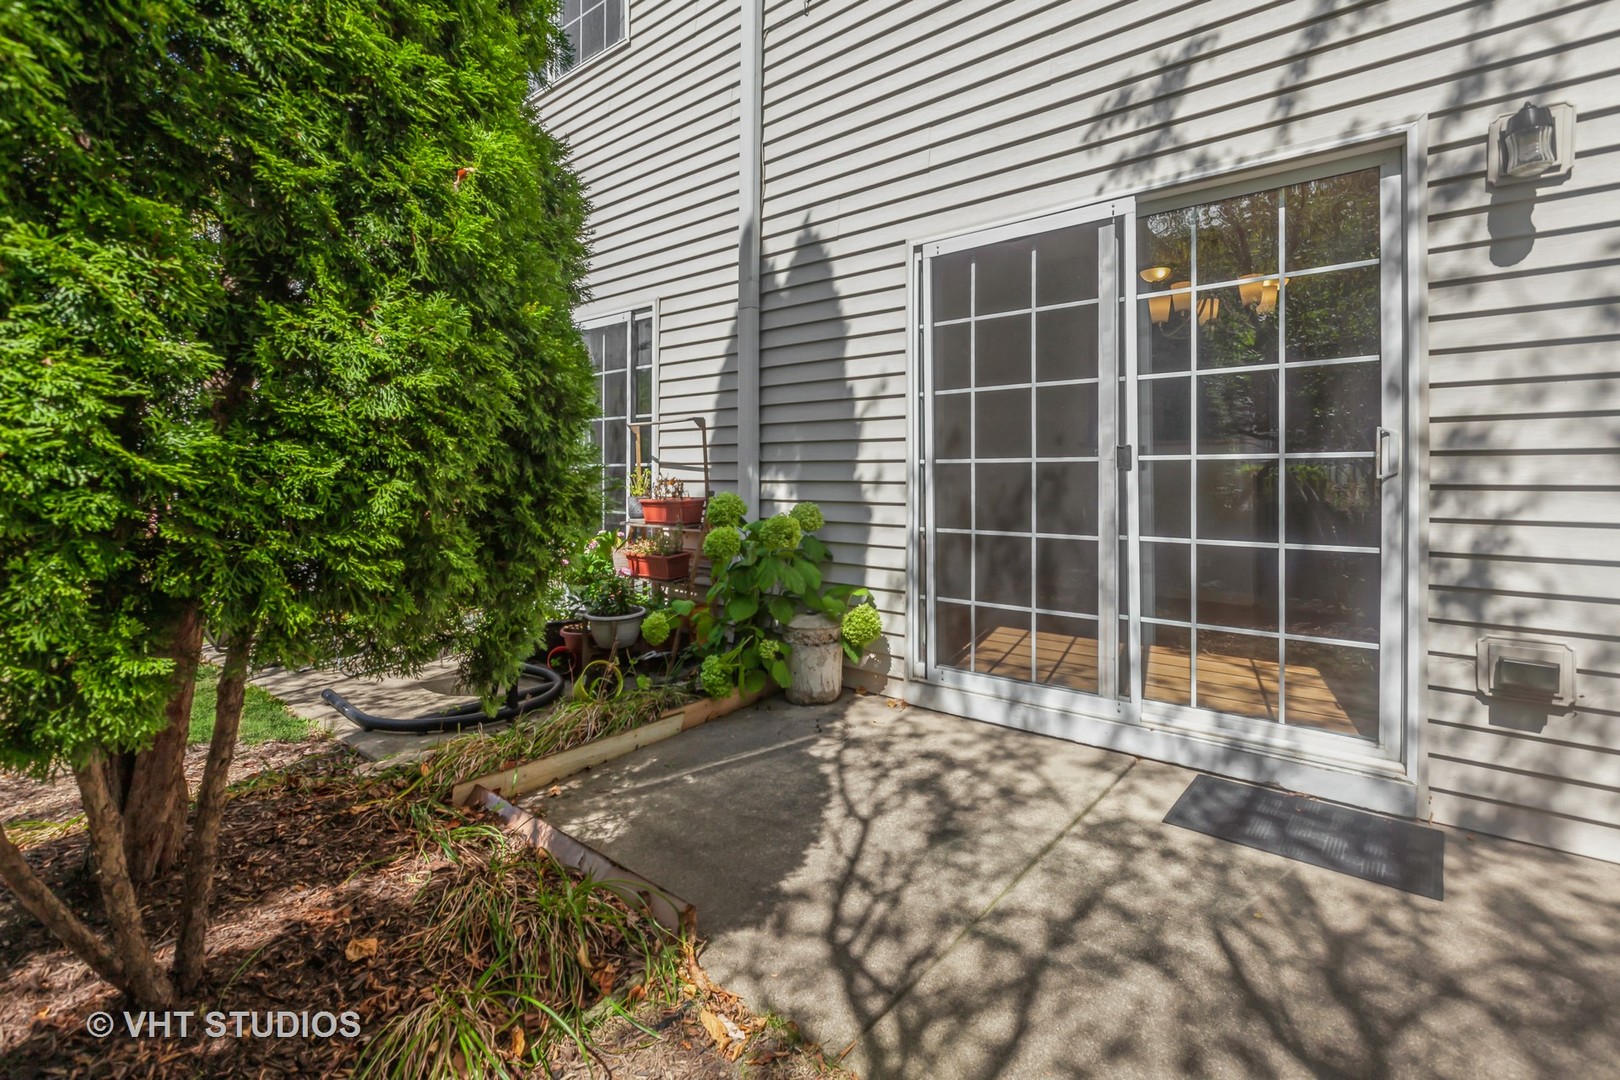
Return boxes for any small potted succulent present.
[638,476,706,527]
[567,532,648,649]
[627,465,653,520]
[623,528,692,581]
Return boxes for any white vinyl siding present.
[536,0,741,497]
[554,0,1620,861]
[752,0,1620,859]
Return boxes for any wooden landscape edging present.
[469,785,695,934]
[449,686,769,807]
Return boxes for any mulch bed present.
[0,748,851,1079]
[1,739,322,830]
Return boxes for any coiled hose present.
[320,662,564,734]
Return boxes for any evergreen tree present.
[0,0,595,1003]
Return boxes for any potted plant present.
[679,498,873,703]
[567,532,648,650]
[623,528,692,581]
[627,464,653,520]
[639,476,706,526]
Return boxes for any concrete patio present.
[521,693,1620,1080]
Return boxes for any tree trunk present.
[172,638,249,994]
[0,825,126,990]
[73,753,174,1007]
[115,605,204,884]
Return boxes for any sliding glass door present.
[920,158,1405,763]
[1132,160,1403,753]
[922,200,1129,711]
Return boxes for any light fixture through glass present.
[1256,278,1280,316]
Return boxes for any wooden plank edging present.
[469,785,695,934]
[449,686,769,806]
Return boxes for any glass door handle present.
[1375,427,1399,481]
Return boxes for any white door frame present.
[904,123,1429,817]
[919,198,1135,730]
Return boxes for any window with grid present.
[557,0,626,75]
[582,311,653,532]
[1135,166,1386,741]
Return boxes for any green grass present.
[188,663,311,746]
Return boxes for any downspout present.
[737,0,763,509]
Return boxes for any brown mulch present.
[549,997,849,1080]
[1,738,323,830]
[0,749,852,1079]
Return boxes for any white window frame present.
[550,0,630,85]
[581,306,656,531]
[903,122,1430,818]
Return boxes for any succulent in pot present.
[627,464,653,519]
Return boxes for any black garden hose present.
[320,663,564,734]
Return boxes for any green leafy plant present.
[627,465,654,499]
[706,491,748,528]
[841,603,884,663]
[682,502,867,697]
[564,532,645,616]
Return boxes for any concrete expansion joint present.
[592,731,825,797]
[835,757,1141,1063]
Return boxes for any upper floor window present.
[558,0,626,76]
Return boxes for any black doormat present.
[1163,775,1445,899]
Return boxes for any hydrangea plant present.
[841,603,883,662]
[699,655,732,698]
[706,491,748,528]
[788,502,825,532]
[640,609,674,647]
[702,525,743,565]
[759,514,802,552]
[684,498,870,697]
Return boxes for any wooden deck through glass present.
[951,623,1377,741]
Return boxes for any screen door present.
[921,201,1131,707]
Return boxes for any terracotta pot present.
[558,621,589,670]
[543,618,574,654]
[639,497,706,526]
[625,550,693,581]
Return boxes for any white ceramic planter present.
[587,606,646,650]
